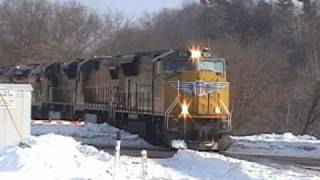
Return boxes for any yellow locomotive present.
[160,47,231,150]
[0,46,231,150]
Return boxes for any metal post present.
[113,131,121,180]
[152,62,155,124]
[284,102,291,133]
[141,150,148,180]
[49,86,52,103]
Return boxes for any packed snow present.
[32,122,320,159]
[0,134,318,180]
[31,123,152,148]
[227,133,320,158]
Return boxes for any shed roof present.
[0,84,33,91]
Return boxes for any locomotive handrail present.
[108,90,115,121]
[48,86,73,104]
[152,50,175,62]
[229,113,232,131]
[165,80,180,129]
[165,94,181,129]
[219,99,232,131]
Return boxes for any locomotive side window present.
[164,59,193,73]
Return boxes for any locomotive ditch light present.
[179,101,191,119]
[181,102,189,117]
[214,106,221,114]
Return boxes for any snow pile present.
[231,133,319,143]
[0,134,318,180]
[171,139,187,149]
[32,123,152,148]
[157,150,320,180]
[0,134,111,180]
[228,132,320,158]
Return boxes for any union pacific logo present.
[169,81,226,96]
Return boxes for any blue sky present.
[79,0,197,16]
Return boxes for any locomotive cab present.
[162,48,231,150]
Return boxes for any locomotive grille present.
[169,81,227,95]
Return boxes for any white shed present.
[0,84,33,147]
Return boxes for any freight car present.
[1,47,232,150]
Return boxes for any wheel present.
[146,117,155,142]
[154,119,165,144]
[218,134,232,152]
[163,130,181,149]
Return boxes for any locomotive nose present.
[168,71,229,119]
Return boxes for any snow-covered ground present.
[227,133,320,158]
[32,122,320,158]
[0,134,318,180]
[32,123,152,148]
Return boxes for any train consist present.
[0,47,231,150]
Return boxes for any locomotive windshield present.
[198,59,224,74]
[164,57,225,74]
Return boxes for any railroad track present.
[95,146,178,158]
[94,144,320,173]
[222,152,320,172]
[96,146,320,163]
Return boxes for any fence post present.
[141,149,148,180]
[113,131,121,180]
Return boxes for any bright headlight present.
[190,45,202,61]
[191,50,201,59]
[181,102,189,117]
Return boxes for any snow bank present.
[0,134,318,180]
[228,133,320,158]
[31,123,152,148]
[231,133,319,143]
[0,134,111,180]
[157,150,319,180]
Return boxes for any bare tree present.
[47,1,102,60]
[289,13,320,135]
[0,0,51,64]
